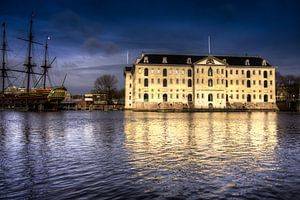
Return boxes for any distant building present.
[124,53,277,111]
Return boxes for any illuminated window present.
[208,67,213,76]
[208,79,213,87]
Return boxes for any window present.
[197,93,199,99]
[129,83,131,88]
[163,79,167,87]
[247,94,251,102]
[217,79,219,84]
[253,70,255,75]
[264,80,268,88]
[188,94,192,102]
[138,78,141,84]
[144,78,148,87]
[226,80,228,87]
[197,79,199,84]
[259,80,261,85]
[170,79,173,84]
[158,78,160,84]
[144,93,149,102]
[270,70,272,75]
[187,57,192,64]
[264,71,268,78]
[242,80,244,85]
[221,69,224,74]
[236,70,238,75]
[253,80,256,85]
[144,56,149,63]
[247,70,251,78]
[230,80,233,85]
[144,68,149,76]
[202,94,204,98]
[245,59,250,66]
[188,69,192,77]
[242,70,244,75]
[236,94,239,99]
[217,93,219,99]
[163,68,167,76]
[230,70,233,75]
[162,57,167,63]
[197,68,199,73]
[208,79,213,87]
[208,67,213,76]
[201,68,204,74]
[176,79,179,84]
[208,93,213,101]
[217,69,219,74]
[182,79,185,84]
[259,70,261,75]
[270,80,272,85]
[188,79,192,87]
[247,80,251,88]
[236,80,239,85]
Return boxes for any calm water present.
[0,111,300,199]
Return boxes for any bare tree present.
[94,74,118,103]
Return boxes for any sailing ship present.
[0,14,67,111]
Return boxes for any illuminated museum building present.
[124,54,277,110]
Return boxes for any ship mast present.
[40,36,51,89]
[18,13,42,92]
[0,22,9,93]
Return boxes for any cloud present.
[82,37,120,55]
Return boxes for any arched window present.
[264,80,268,88]
[264,95,268,102]
[208,67,213,76]
[188,94,192,102]
[163,94,168,102]
[208,79,213,87]
[247,80,251,88]
[247,94,251,102]
[144,93,149,102]
[188,79,192,87]
[163,79,167,87]
[188,69,192,77]
[264,71,268,78]
[163,68,167,77]
[247,70,251,78]
[144,78,148,87]
[208,93,213,102]
[144,68,149,76]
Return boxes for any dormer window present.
[187,57,192,64]
[144,56,149,63]
[222,59,227,63]
[162,57,167,64]
[262,59,267,66]
[245,59,250,66]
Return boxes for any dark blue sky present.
[1,0,299,93]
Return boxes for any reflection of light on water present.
[123,111,279,193]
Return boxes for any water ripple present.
[0,111,300,199]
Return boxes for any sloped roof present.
[137,54,271,66]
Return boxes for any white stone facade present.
[124,54,277,111]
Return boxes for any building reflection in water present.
[123,111,278,194]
